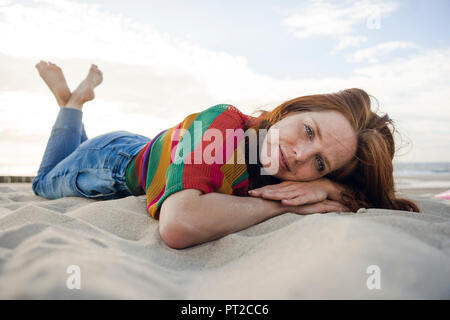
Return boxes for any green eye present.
[305,125,313,138]
[305,124,325,173]
[316,156,325,172]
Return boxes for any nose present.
[292,143,315,165]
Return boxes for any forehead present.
[286,110,358,169]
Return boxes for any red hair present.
[244,88,420,213]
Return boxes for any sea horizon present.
[2,161,450,182]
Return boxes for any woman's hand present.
[248,179,340,206]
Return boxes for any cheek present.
[333,147,356,170]
[291,166,320,182]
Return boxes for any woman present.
[32,61,419,249]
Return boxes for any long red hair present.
[244,88,420,213]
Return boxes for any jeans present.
[32,107,150,200]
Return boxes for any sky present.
[0,0,449,175]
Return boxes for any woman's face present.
[260,110,358,181]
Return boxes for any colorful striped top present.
[125,104,252,219]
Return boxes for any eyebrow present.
[311,117,332,172]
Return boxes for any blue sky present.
[92,0,450,78]
[0,0,449,175]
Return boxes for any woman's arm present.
[159,189,349,249]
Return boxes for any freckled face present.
[260,110,358,181]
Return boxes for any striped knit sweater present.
[125,104,252,219]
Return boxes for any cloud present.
[335,36,368,51]
[350,41,419,63]
[282,0,399,39]
[282,0,400,53]
[0,0,295,114]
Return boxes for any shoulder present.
[199,104,249,128]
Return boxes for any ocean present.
[394,162,450,176]
[393,163,450,197]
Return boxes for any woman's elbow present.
[158,202,195,249]
[159,189,205,249]
[159,218,192,249]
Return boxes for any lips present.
[279,146,290,172]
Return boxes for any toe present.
[35,60,48,70]
[49,62,61,70]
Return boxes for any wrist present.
[321,178,343,201]
[274,200,288,215]
[260,196,286,216]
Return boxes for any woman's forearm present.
[159,189,286,248]
[192,192,286,242]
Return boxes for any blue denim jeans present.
[32,107,150,200]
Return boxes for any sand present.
[0,181,449,299]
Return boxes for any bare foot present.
[35,61,71,107]
[66,64,103,110]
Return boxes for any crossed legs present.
[33,61,103,190]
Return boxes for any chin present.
[275,172,290,180]
[266,167,287,180]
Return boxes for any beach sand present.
[0,177,449,299]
